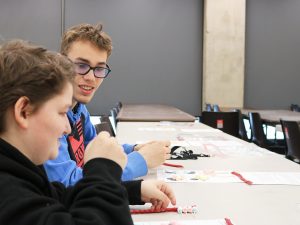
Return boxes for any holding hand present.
[137,141,171,168]
[84,131,127,169]
[141,180,176,210]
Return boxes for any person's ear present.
[14,96,33,129]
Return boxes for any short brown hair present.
[60,23,113,57]
[0,40,75,133]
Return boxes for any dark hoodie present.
[0,138,138,225]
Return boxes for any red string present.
[225,218,234,225]
[130,207,178,214]
[231,171,253,185]
[163,162,184,168]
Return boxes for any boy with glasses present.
[0,40,175,224]
[44,23,171,186]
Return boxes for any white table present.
[117,122,300,225]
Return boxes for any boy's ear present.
[14,96,32,129]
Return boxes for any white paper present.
[134,219,230,225]
[157,170,300,185]
[157,170,240,183]
[240,172,300,185]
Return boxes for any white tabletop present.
[116,122,300,225]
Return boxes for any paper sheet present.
[134,219,231,225]
[157,170,240,183]
[240,172,300,185]
[157,170,300,185]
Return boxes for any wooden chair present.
[280,120,300,163]
[201,111,239,137]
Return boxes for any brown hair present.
[60,23,113,57]
[0,40,75,133]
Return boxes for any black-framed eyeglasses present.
[73,62,111,78]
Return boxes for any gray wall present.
[4,1,298,114]
[245,0,300,109]
[0,0,61,51]
[0,0,203,116]
[65,0,203,116]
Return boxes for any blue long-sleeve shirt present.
[44,103,147,186]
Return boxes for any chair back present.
[94,122,115,137]
[201,111,239,137]
[280,120,300,162]
[290,104,300,112]
[248,112,267,148]
[110,107,118,130]
[234,109,249,141]
[100,115,116,136]
[204,103,212,112]
[115,101,122,113]
[213,104,220,112]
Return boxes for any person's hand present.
[134,141,157,151]
[84,131,127,169]
[137,141,171,168]
[141,180,176,210]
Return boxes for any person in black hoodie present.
[0,40,176,225]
